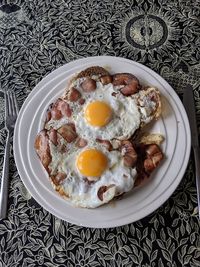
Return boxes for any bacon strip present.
[112,73,140,96]
[57,123,77,143]
[135,144,163,186]
[34,130,52,173]
[46,98,72,122]
[97,185,115,201]
[81,78,96,92]
[121,140,137,167]
[49,129,58,145]
[51,173,67,186]
[76,137,88,148]
[68,87,81,102]
[100,75,113,85]
[144,144,163,173]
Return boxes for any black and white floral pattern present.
[0,0,200,266]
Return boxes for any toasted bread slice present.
[133,87,161,126]
[63,66,110,101]
[139,133,164,145]
[76,66,110,79]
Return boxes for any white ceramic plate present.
[14,56,191,228]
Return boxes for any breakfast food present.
[35,66,164,208]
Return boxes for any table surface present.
[0,0,200,266]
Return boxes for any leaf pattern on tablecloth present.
[0,0,200,266]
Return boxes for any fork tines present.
[5,91,19,117]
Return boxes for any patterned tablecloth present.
[0,0,200,266]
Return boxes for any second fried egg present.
[48,138,137,208]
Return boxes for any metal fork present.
[0,91,19,219]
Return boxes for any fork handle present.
[0,131,10,219]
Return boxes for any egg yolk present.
[84,101,112,127]
[76,149,108,177]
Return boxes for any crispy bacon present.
[134,171,149,187]
[51,106,62,120]
[76,137,88,148]
[120,80,139,96]
[78,98,85,105]
[47,99,72,121]
[46,111,52,122]
[68,87,81,102]
[121,140,137,167]
[34,130,52,173]
[49,129,58,145]
[112,73,140,96]
[135,143,163,186]
[97,185,115,201]
[57,123,77,143]
[144,144,163,173]
[51,173,67,186]
[57,99,72,117]
[81,78,96,92]
[97,186,108,201]
[100,75,113,85]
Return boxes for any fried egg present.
[45,79,160,143]
[72,80,141,140]
[48,138,137,208]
